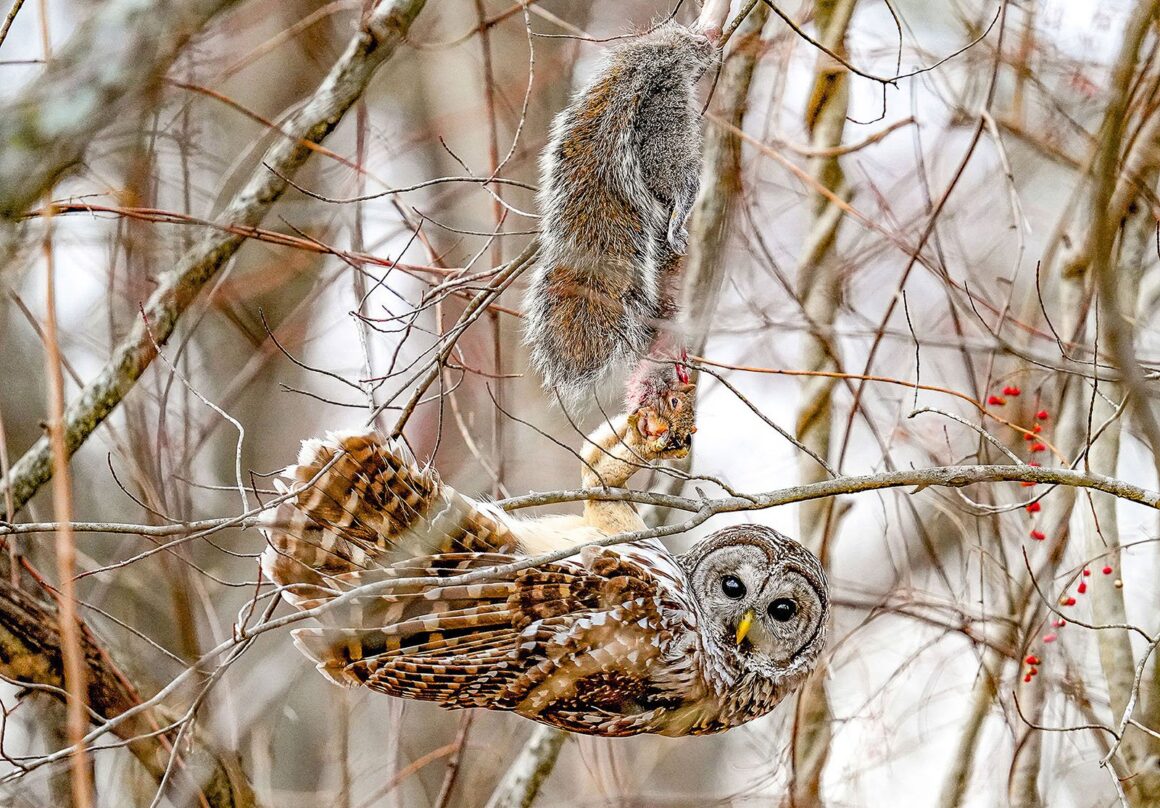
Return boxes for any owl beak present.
[734,609,755,645]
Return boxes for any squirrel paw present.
[627,383,697,460]
[667,219,690,256]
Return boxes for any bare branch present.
[0,577,256,807]
[0,0,429,515]
[483,726,566,808]
[0,0,244,219]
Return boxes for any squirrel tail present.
[523,260,653,404]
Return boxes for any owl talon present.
[631,409,675,457]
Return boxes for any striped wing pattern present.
[260,430,702,736]
[290,546,693,736]
[260,430,519,610]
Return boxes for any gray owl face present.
[680,526,829,678]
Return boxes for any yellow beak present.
[734,609,755,645]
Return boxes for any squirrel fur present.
[524,19,719,407]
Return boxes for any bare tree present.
[1,1,1159,806]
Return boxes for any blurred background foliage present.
[1,1,1159,806]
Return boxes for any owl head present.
[678,525,829,679]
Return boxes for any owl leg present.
[579,382,696,535]
[581,381,696,492]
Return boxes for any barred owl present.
[260,389,829,737]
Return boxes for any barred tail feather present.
[259,429,520,609]
[285,554,607,707]
[286,553,532,697]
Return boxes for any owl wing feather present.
[260,429,708,736]
[260,430,526,610]
[289,546,696,735]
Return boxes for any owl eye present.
[669,395,681,410]
[720,575,746,599]
[768,598,798,622]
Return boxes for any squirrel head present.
[627,381,697,460]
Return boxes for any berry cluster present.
[1022,565,1121,684]
[1019,401,1051,524]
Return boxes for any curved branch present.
[0,0,429,515]
[1091,0,1160,481]
[0,577,255,807]
[0,0,244,219]
[498,463,1160,513]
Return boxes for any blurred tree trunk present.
[0,0,244,221]
[790,0,857,804]
[0,576,257,807]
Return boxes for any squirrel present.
[524,2,730,413]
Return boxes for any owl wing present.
[291,544,699,736]
[260,430,532,610]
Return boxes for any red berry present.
[1065,596,1076,606]
[1052,618,1066,628]
[1021,481,1036,487]
[1028,461,1041,467]
[1102,566,1114,575]
[1025,654,1040,665]
[1003,385,1022,396]
[1030,442,1047,452]
[1078,581,1087,594]
[1030,666,1039,675]
[1033,423,1043,433]
[1030,530,1046,540]
[1024,432,1035,441]
[1082,568,1091,577]
[1026,502,1041,513]
[1043,633,1057,643]
[1023,673,1032,683]
[988,395,1007,406]
[1036,410,1049,420]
